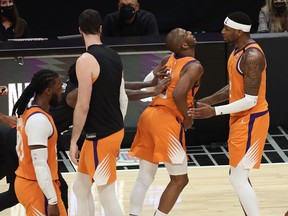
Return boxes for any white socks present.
[154,209,168,216]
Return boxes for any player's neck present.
[235,36,253,51]
[32,98,50,112]
[84,35,102,48]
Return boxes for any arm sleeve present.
[25,113,53,146]
[215,94,258,115]
[119,77,128,120]
[31,148,58,205]
[143,70,155,82]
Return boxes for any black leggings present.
[0,128,69,212]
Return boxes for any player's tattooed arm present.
[240,48,265,96]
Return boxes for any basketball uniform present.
[77,44,124,185]
[130,54,200,164]
[15,106,67,215]
[227,42,269,169]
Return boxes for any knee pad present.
[73,173,92,198]
[137,160,158,187]
[229,165,249,189]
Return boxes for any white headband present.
[224,17,251,32]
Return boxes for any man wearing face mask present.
[0,0,31,41]
[102,0,159,37]
[258,0,288,32]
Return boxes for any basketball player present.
[129,28,204,216]
[188,12,269,216]
[69,9,128,216]
[12,69,67,216]
[0,57,169,213]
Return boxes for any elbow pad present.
[215,94,258,115]
[31,148,58,205]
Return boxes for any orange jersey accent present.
[150,54,200,120]
[228,42,268,117]
[15,106,59,180]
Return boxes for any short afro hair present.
[227,11,252,25]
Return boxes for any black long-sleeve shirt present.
[102,9,159,37]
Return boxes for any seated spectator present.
[0,0,31,41]
[258,0,288,32]
[102,0,159,37]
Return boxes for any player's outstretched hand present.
[188,102,216,119]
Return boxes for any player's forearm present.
[126,89,156,101]
[125,81,154,90]
[200,85,229,105]
[71,104,88,144]
[31,148,57,205]
[173,92,190,120]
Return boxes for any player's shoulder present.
[243,47,265,63]
[184,59,204,74]
[76,52,98,68]
[26,112,50,125]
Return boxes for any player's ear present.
[99,25,102,34]
[45,87,52,96]
[237,30,243,37]
[182,42,188,49]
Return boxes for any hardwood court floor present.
[0,163,287,216]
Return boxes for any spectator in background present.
[258,0,288,32]
[102,0,159,37]
[0,0,31,41]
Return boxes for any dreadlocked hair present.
[12,69,59,117]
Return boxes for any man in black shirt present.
[102,0,159,37]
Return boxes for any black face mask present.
[120,5,136,21]
[0,5,14,19]
[273,2,287,14]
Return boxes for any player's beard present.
[49,93,60,106]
